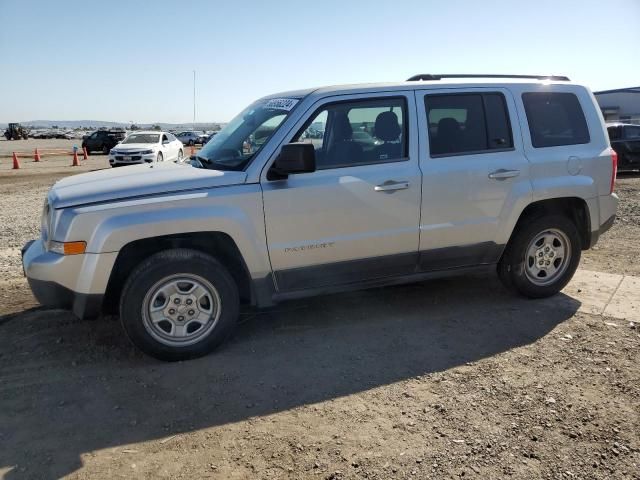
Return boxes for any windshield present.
[195,97,298,170]
[123,133,160,144]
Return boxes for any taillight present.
[610,148,618,194]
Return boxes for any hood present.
[111,143,154,151]
[49,162,247,209]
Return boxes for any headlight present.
[110,150,118,155]
[41,201,51,243]
[141,149,154,155]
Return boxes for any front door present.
[415,88,532,270]
[87,132,99,149]
[261,92,422,292]
[160,133,172,160]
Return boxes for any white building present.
[594,87,640,123]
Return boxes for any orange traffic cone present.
[34,148,41,162]
[12,152,20,169]
[72,150,80,166]
[82,147,88,160]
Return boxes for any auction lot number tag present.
[264,98,299,111]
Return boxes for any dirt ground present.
[0,146,639,479]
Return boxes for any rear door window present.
[424,93,513,156]
[607,126,622,141]
[624,125,640,139]
[522,92,590,148]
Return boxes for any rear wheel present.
[176,149,184,163]
[120,249,239,361]
[498,215,581,298]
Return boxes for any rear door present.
[261,91,423,291]
[168,133,181,159]
[621,124,640,169]
[415,88,532,269]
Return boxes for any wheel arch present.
[103,232,253,314]
[507,197,592,253]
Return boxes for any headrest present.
[437,117,461,135]
[374,111,401,142]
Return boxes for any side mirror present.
[271,143,316,178]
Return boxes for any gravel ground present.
[0,162,638,479]
[581,174,640,275]
[0,143,110,281]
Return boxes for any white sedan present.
[109,131,184,167]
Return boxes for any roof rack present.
[406,73,570,82]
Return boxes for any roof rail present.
[406,73,570,82]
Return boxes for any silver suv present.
[22,74,619,361]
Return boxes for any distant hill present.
[1,121,224,130]
[20,120,127,129]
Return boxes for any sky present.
[1,0,639,124]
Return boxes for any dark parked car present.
[607,123,640,171]
[82,129,127,154]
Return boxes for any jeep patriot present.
[22,74,619,360]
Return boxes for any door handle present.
[374,180,409,192]
[488,169,520,180]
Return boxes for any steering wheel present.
[210,148,243,161]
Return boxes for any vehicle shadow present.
[0,274,580,478]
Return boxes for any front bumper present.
[26,277,103,319]
[109,153,155,166]
[22,239,112,319]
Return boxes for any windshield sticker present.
[263,98,299,111]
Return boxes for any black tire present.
[102,145,109,155]
[188,139,194,146]
[176,149,184,163]
[157,152,163,163]
[498,215,581,298]
[120,249,239,361]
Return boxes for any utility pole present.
[193,70,196,131]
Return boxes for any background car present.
[108,131,183,167]
[607,122,640,171]
[203,131,218,144]
[82,129,127,154]
[176,131,205,146]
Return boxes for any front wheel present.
[157,152,163,163]
[102,145,109,155]
[498,215,581,298]
[120,249,239,361]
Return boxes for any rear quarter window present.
[522,92,590,148]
